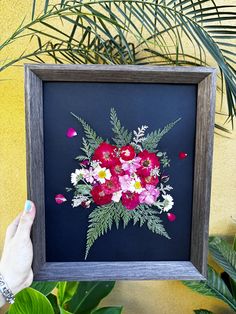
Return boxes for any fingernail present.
[24,200,32,213]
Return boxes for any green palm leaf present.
[183,265,236,312]
[0,0,235,128]
[209,236,236,282]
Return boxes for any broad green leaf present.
[183,266,236,311]
[30,281,57,296]
[67,281,115,314]
[9,288,54,314]
[209,236,236,281]
[57,282,79,307]
[92,306,123,314]
[194,310,214,314]
[60,307,73,314]
[47,293,60,314]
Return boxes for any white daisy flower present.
[94,166,111,183]
[129,177,144,194]
[71,169,86,186]
[162,194,174,212]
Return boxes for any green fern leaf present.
[71,112,103,151]
[85,203,118,259]
[80,137,93,159]
[143,118,181,151]
[85,203,170,259]
[110,108,132,147]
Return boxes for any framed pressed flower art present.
[25,64,216,281]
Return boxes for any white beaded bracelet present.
[0,273,15,304]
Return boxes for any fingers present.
[5,213,21,241]
[15,200,36,240]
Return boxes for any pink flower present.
[83,168,95,184]
[55,194,67,204]
[122,191,140,210]
[137,150,160,176]
[119,174,132,192]
[102,176,121,194]
[66,128,77,138]
[80,159,90,167]
[139,185,160,205]
[121,157,141,174]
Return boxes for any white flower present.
[83,167,95,184]
[129,178,144,194]
[72,195,88,207]
[94,166,111,183]
[112,191,122,202]
[71,169,86,186]
[162,194,174,212]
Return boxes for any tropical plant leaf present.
[92,307,123,314]
[183,265,236,312]
[9,288,54,314]
[209,236,236,281]
[30,281,57,296]
[193,310,214,314]
[47,293,61,314]
[67,281,115,314]
[57,282,79,307]
[110,107,132,147]
[142,118,181,151]
[1,0,236,128]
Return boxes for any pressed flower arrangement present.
[56,108,181,259]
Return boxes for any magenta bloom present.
[167,213,176,222]
[55,194,67,204]
[139,185,160,205]
[122,191,140,210]
[178,152,188,159]
[66,128,77,138]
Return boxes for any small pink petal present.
[66,128,77,138]
[55,194,67,204]
[167,213,176,222]
[178,152,188,159]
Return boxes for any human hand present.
[0,200,36,304]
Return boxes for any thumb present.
[16,200,36,239]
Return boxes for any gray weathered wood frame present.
[25,64,216,281]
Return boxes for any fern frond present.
[110,108,132,147]
[85,203,118,259]
[71,112,103,151]
[131,205,170,239]
[143,118,181,151]
[80,137,93,158]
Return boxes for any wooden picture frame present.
[25,64,216,281]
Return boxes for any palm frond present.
[0,0,235,128]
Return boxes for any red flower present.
[102,176,121,195]
[110,160,125,176]
[141,174,159,187]
[91,185,112,205]
[92,142,118,167]
[137,150,160,176]
[120,145,136,161]
[121,191,140,210]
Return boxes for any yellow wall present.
[0,0,235,313]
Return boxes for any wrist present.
[0,262,19,296]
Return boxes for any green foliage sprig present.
[183,235,236,313]
[8,281,122,314]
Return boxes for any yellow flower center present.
[98,170,106,178]
[134,181,141,189]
